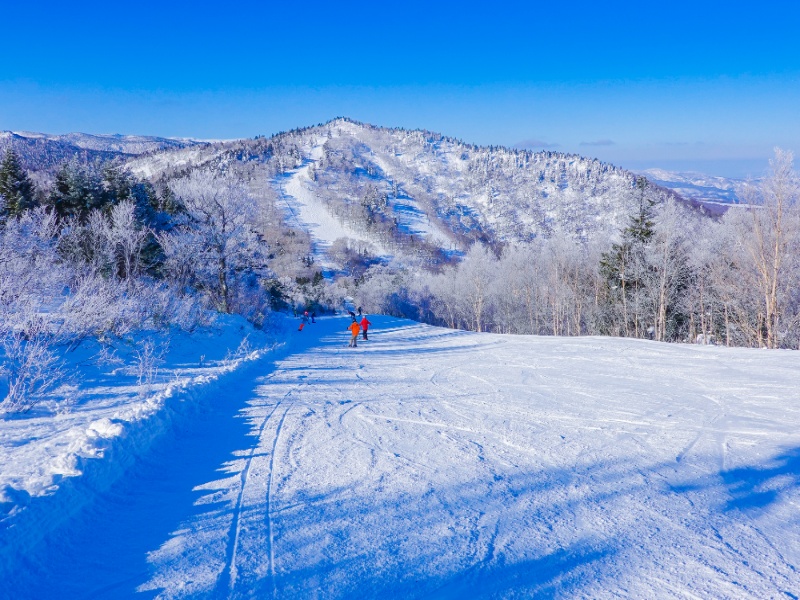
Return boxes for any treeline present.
[0,151,292,413]
[351,150,800,349]
[3,143,799,414]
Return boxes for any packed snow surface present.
[4,317,800,598]
[279,144,386,263]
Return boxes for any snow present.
[0,315,275,570]
[5,131,197,155]
[127,145,217,180]
[278,143,391,264]
[640,168,750,206]
[3,317,800,598]
[369,152,456,247]
[118,118,657,272]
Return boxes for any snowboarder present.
[360,316,372,340]
[347,321,361,347]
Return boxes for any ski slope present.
[278,143,389,267]
[4,317,800,598]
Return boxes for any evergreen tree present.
[625,176,657,245]
[48,161,106,221]
[599,177,657,337]
[0,150,36,221]
[47,162,177,275]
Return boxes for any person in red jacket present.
[347,321,361,347]
[360,316,372,340]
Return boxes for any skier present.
[357,306,362,317]
[360,315,372,340]
[311,311,316,323]
[303,310,310,324]
[347,321,361,347]
[349,310,357,323]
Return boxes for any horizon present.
[2,1,799,179]
[3,117,774,181]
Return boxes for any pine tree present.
[599,177,657,337]
[0,149,36,221]
[625,176,657,245]
[48,161,105,221]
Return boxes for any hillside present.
[3,317,799,598]
[0,131,204,189]
[3,121,791,348]
[640,168,748,209]
[2,119,709,274]
[125,118,700,268]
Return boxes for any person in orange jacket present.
[360,316,372,340]
[347,320,361,347]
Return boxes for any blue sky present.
[2,0,799,177]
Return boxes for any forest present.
[345,150,800,349]
[1,132,799,415]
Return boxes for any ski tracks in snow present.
[266,402,293,596]
[137,318,800,599]
[218,386,294,599]
[219,394,281,596]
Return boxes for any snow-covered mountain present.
[7,131,200,155]
[4,119,716,272]
[126,118,703,268]
[639,168,749,208]
[0,130,204,176]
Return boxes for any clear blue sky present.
[2,0,799,177]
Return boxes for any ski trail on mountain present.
[278,142,388,267]
[216,393,285,596]
[139,317,800,599]
[6,317,800,599]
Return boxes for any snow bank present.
[0,315,281,568]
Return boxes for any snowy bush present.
[0,315,68,415]
[0,208,65,315]
[225,335,254,362]
[130,338,167,396]
[57,274,138,343]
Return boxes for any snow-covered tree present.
[715,149,800,348]
[645,200,695,341]
[48,160,106,221]
[108,200,151,280]
[0,150,36,221]
[740,149,800,348]
[455,244,496,332]
[168,172,271,316]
